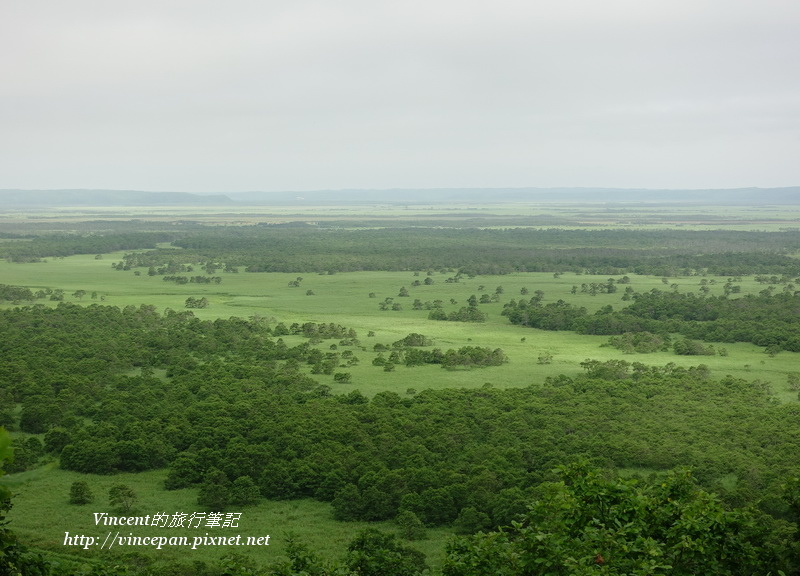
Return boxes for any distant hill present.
[0,187,797,207]
[228,187,800,205]
[0,189,234,207]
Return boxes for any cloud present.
[1,0,798,190]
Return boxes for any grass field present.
[2,204,800,571]
[3,465,454,572]
[0,253,794,398]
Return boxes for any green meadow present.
[2,465,453,573]
[0,253,793,398]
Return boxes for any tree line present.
[19,226,794,275]
[1,232,172,262]
[503,288,800,352]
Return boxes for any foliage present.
[395,510,428,541]
[68,481,94,505]
[673,337,715,356]
[108,484,137,513]
[605,331,668,353]
[504,289,800,352]
[0,284,37,302]
[428,306,487,322]
[344,529,428,576]
[230,476,261,507]
[2,301,800,536]
[1,232,171,262]
[1,427,52,576]
[443,462,792,575]
[159,227,800,276]
[184,296,209,308]
[392,333,433,348]
[197,468,230,511]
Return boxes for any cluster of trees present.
[0,284,89,303]
[575,280,618,295]
[503,289,800,352]
[280,322,357,341]
[502,298,590,331]
[6,225,800,279]
[378,297,404,311]
[67,480,137,512]
[0,284,37,302]
[672,337,717,356]
[428,306,487,322]
[373,346,508,370]
[392,333,433,347]
[118,252,193,272]
[163,275,222,284]
[604,331,722,357]
[604,331,669,353]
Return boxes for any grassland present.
[0,253,795,398]
[3,464,455,572]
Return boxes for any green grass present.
[0,255,794,395]
[3,466,452,573]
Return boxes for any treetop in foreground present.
[443,461,796,575]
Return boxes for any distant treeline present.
[117,227,800,276]
[1,232,173,262]
[5,226,800,275]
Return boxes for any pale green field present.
[1,253,796,398]
[2,245,799,571]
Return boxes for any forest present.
[2,203,800,575]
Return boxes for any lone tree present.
[69,481,94,505]
[108,484,137,513]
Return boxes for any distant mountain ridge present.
[228,187,800,205]
[0,187,798,207]
[0,189,234,207]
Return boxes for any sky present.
[1,0,799,193]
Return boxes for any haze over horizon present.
[1,1,798,193]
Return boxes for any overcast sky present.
[1,1,798,193]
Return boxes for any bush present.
[69,481,94,505]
